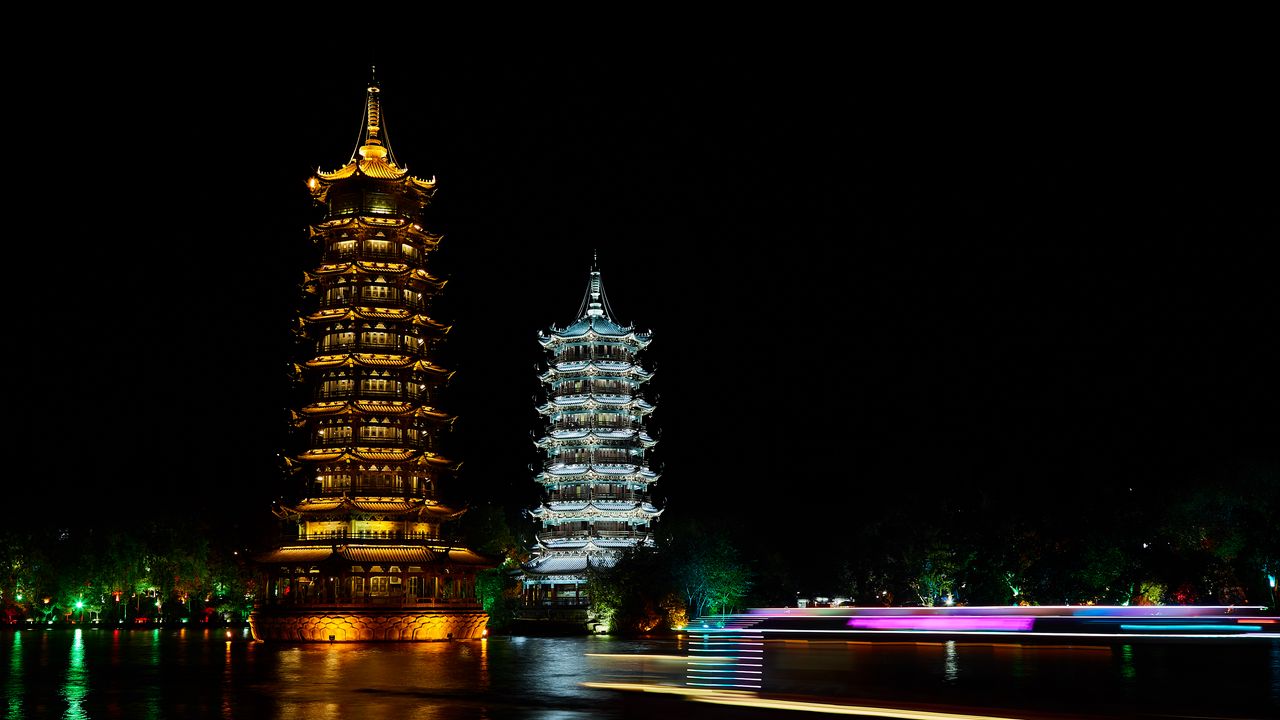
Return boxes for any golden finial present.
[358,65,389,160]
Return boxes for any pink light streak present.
[847,616,1035,632]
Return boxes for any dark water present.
[762,638,1280,718]
[4,628,1279,719]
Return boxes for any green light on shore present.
[75,600,84,610]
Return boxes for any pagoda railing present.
[547,459,639,469]
[296,530,439,542]
[323,249,420,264]
[547,421,639,432]
[552,385,634,396]
[555,352,633,363]
[537,599,590,607]
[538,529,649,541]
[317,341,420,355]
[545,493,648,503]
[313,387,426,401]
[312,487,429,498]
[548,393,634,403]
[310,436,430,450]
[542,462,640,472]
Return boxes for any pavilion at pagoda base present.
[509,609,591,636]
[517,564,606,634]
[250,543,493,642]
[249,605,487,642]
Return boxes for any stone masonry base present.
[249,607,488,642]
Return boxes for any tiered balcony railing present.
[311,434,430,450]
[323,247,422,264]
[317,340,421,355]
[542,461,639,472]
[547,419,637,433]
[555,349,633,363]
[545,492,647,503]
[552,382,634,395]
[295,530,437,542]
[538,528,649,541]
[319,293,432,313]
[550,451,638,464]
[314,386,429,402]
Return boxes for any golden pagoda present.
[250,70,492,642]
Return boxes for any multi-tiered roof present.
[524,261,661,586]
[261,72,485,573]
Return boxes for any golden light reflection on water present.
[582,682,1030,719]
[222,633,234,720]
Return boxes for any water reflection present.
[3,630,1277,718]
[1270,641,1280,702]
[6,632,21,720]
[1118,643,1136,680]
[943,639,959,683]
[61,628,87,720]
[222,635,234,720]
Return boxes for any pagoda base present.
[249,606,487,642]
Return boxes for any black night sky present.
[22,40,1277,587]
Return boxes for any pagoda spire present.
[353,65,396,165]
[583,250,609,319]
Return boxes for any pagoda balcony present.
[313,387,426,401]
[311,436,429,449]
[548,393,634,404]
[317,296,431,313]
[543,461,638,472]
[555,350,632,363]
[323,248,421,263]
[362,249,413,262]
[294,530,439,543]
[317,342,419,355]
[322,245,417,260]
[538,528,649,541]
[313,489,429,499]
[547,457,638,467]
[593,530,649,538]
[547,421,639,433]
[545,493,647,503]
